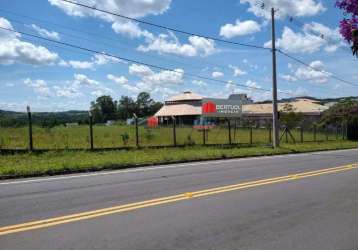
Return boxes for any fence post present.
[203,128,206,145]
[134,113,139,148]
[285,126,288,143]
[172,116,177,147]
[336,126,339,140]
[227,119,231,145]
[325,126,329,141]
[250,126,253,145]
[88,111,94,150]
[268,126,272,143]
[300,126,304,143]
[27,106,33,151]
[313,123,317,142]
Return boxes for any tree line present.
[0,92,163,127]
[90,92,163,123]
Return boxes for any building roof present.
[155,104,201,117]
[243,99,328,115]
[167,91,203,102]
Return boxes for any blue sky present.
[0,0,357,111]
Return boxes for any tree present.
[279,103,303,129]
[321,98,358,125]
[136,92,155,117]
[117,96,136,120]
[336,0,358,56]
[90,95,117,123]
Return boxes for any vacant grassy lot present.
[0,125,340,149]
[1,141,357,179]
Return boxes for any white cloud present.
[229,65,247,77]
[264,27,324,53]
[240,0,325,19]
[111,21,153,39]
[280,74,297,82]
[30,24,60,40]
[212,71,224,78]
[264,23,343,54]
[59,53,122,69]
[220,19,261,39]
[138,32,216,57]
[294,60,330,83]
[24,78,51,96]
[128,63,184,92]
[0,18,59,65]
[48,0,171,39]
[73,73,99,86]
[107,74,128,85]
[54,74,113,98]
[280,60,330,84]
[107,74,140,93]
[302,22,343,52]
[192,80,207,87]
[246,80,260,89]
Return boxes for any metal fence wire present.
[0,112,348,153]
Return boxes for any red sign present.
[147,116,158,128]
[202,101,216,114]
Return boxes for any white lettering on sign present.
[216,104,241,113]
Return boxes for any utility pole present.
[271,7,279,148]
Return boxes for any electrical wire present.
[0,26,295,96]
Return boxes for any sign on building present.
[201,98,243,118]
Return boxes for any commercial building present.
[154,91,328,126]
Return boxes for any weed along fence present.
[0,106,348,153]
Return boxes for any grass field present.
[0,125,341,149]
[0,140,357,179]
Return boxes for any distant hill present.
[257,96,358,104]
[0,110,88,127]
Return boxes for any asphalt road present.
[1,149,358,250]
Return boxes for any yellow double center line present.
[1,163,357,236]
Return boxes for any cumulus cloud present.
[24,78,51,97]
[239,0,325,19]
[264,24,342,54]
[128,63,184,92]
[0,17,59,65]
[220,20,261,39]
[29,24,60,40]
[294,60,330,83]
[280,74,297,82]
[138,32,216,57]
[54,74,113,98]
[212,71,224,78]
[192,79,207,87]
[59,53,122,69]
[280,60,330,84]
[229,65,247,77]
[48,0,171,39]
[107,74,140,92]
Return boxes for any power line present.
[277,49,358,87]
[58,0,269,51]
[0,9,258,77]
[0,26,293,95]
[286,16,351,54]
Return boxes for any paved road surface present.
[1,149,358,249]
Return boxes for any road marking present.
[1,148,357,186]
[0,163,357,236]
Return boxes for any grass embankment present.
[1,140,357,179]
[0,125,336,149]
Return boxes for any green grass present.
[1,140,357,179]
[0,125,341,149]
